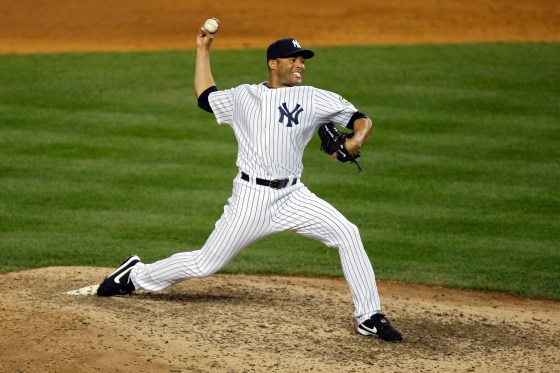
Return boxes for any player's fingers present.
[199,26,210,37]
[197,27,215,48]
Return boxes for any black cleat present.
[97,255,141,297]
[358,313,403,342]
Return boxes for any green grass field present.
[1,42,558,300]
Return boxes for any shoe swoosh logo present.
[114,267,133,284]
[362,325,377,334]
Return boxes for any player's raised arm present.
[194,18,219,98]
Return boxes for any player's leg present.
[130,180,274,291]
[272,185,381,324]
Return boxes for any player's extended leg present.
[272,185,381,324]
[130,180,275,291]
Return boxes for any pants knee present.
[329,221,362,249]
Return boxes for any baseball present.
[203,18,219,34]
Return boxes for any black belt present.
[241,172,297,189]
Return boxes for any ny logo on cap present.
[292,39,302,49]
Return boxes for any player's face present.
[271,56,306,87]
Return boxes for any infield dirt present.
[1,0,559,53]
[1,1,559,372]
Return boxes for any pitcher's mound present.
[1,267,558,372]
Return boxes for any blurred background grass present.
[1,42,558,300]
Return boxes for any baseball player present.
[97,20,403,342]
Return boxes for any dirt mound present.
[1,267,559,372]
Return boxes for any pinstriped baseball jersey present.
[209,83,359,179]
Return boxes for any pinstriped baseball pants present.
[130,173,381,324]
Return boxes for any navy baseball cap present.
[267,38,315,60]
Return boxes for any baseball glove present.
[318,123,362,172]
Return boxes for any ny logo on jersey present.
[278,102,304,127]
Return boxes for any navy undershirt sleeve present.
[197,86,218,113]
[347,111,368,130]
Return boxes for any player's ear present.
[267,59,277,71]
